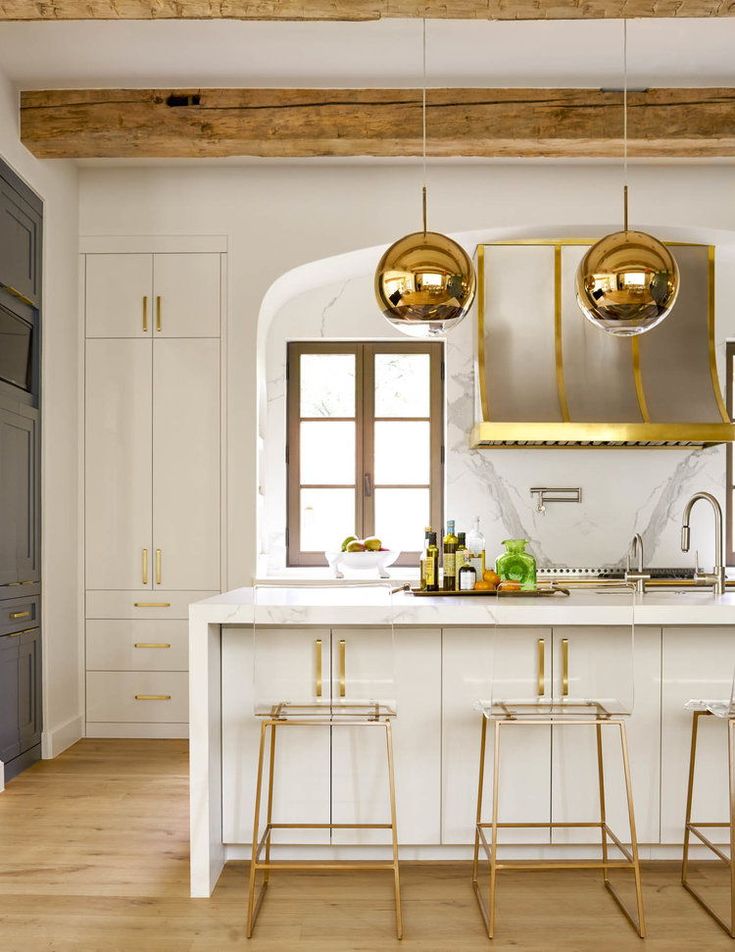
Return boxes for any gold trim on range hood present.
[471,240,735,449]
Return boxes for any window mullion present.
[361,343,376,539]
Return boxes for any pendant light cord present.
[623,18,629,232]
[422,16,428,235]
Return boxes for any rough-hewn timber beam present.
[1,1,734,20]
[20,87,735,159]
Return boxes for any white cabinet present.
[661,626,734,844]
[85,339,152,590]
[86,252,220,339]
[153,339,220,591]
[551,626,661,845]
[442,627,552,845]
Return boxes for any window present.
[728,342,735,565]
[286,341,444,567]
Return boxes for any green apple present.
[341,535,358,552]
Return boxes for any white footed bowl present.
[325,549,400,578]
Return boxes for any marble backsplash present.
[263,273,727,573]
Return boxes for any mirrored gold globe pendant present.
[375,226,476,337]
[576,221,680,337]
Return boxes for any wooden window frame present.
[286,340,444,567]
[727,342,735,566]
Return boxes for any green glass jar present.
[495,539,537,590]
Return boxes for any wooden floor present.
[0,740,733,951]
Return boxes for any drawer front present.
[86,671,189,723]
[86,620,188,672]
[0,594,39,635]
[86,590,217,620]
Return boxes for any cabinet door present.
[18,627,40,754]
[0,180,41,306]
[152,339,220,591]
[153,254,220,338]
[86,254,153,338]
[0,407,39,585]
[661,626,735,844]
[0,633,20,763]
[85,339,153,589]
[222,627,331,845]
[551,626,661,844]
[442,627,552,844]
[331,627,442,845]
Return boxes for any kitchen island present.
[189,585,735,897]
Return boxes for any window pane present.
[301,488,356,551]
[374,488,430,552]
[374,421,431,485]
[300,421,355,485]
[374,352,431,418]
[300,353,355,417]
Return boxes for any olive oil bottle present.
[443,520,459,591]
[455,532,468,591]
[419,525,433,590]
[424,531,439,592]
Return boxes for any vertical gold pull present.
[562,638,569,697]
[338,639,346,698]
[142,548,149,585]
[155,548,162,586]
[314,639,322,698]
[537,638,545,697]
[155,295,162,332]
[142,295,148,332]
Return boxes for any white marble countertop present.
[190,585,735,627]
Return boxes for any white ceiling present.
[0,18,734,89]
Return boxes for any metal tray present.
[406,586,570,598]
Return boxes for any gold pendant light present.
[576,21,679,337]
[375,20,476,337]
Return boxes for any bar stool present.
[681,687,735,937]
[472,585,645,939]
[246,582,402,940]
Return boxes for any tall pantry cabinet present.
[83,243,225,738]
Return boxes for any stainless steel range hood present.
[471,239,735,449]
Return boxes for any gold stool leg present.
[596,722,609,886]
[728,717,735,937]
[385,720,403,940]
[263,722,277,886]
[618,721,646,938]
[488,719,502,940]
[682,710,701,889]
[247,720,268,939]
[473,715,488,889]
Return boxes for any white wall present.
[0,67,81,755]
[78,161,735,580]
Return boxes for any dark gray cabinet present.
[0,627,41,780]
[0,405,39,586]
[0,175,42,307]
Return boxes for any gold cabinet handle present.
[338,639,346,698]
[133,601,171,608]
[562,638,569,697]
[155,295,162,332]
[155,548,162,586]
[537,638,545,697]
[314,638,322,698]
[134,694,171,701]
[142,295,148,332]
[142,548,149,586]
[9,610,31,619]
[134,642,171,649]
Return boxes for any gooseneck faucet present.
[625,532,650,595]
[681,492,726,596]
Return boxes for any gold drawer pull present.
[134,642,171,649]
[9,610,31,619]
[142,548,149,586]
[133,602,171,608]
[142,295,148,333]
[562,638,570,697]
[155,548,162,586]
[314,639,322,698]
[537,638,545,697]
[338,639,346,698]
[155,295,162,332]
[134,694,171,701]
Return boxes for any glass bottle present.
[419,525,432,591]
[458,562,477,591]
[466,516,486,578]
[495,538,537,590]
[425,531,439,592]
[443,520,458,591]
[455,532,468,591]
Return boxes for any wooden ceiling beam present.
[20,87,735,160]
[1,0,734,20]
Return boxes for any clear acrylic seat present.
[247,581,402,939]
[681,663,735,936]
[472,583,645,939]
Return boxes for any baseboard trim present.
[85,722,189,739]
[41,713,84,758]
